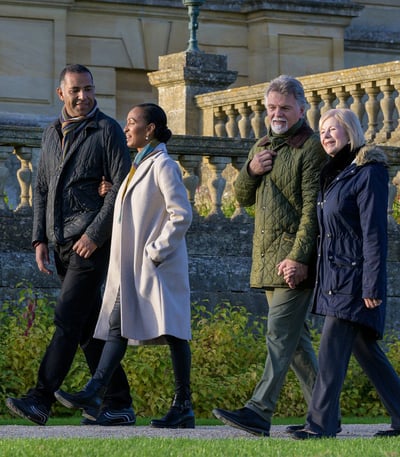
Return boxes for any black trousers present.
[93,298,192,403]
[307,315,400,436]
[28,240,132,410]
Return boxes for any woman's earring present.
[145,136,149,140]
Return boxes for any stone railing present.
[0,125,255,217]
[196,60,400,146]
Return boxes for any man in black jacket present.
[6,64,134,426]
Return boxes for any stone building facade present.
[0,0,399,125]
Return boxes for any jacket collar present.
[258,119,314,149]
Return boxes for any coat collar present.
[258,119,314,149]
[354,144,388,167]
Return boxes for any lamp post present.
[182,0,205,53]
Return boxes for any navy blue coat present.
[313,145,389,339]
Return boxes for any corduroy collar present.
[258,119,314,149]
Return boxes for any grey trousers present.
[246,287,318,422]
[306,315,400,436]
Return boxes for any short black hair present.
[59,64,94,86]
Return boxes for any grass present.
[0,417,399,457]
[1,437,399,457]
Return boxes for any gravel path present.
[0,424,392,439]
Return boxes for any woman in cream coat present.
[55,103,194,429]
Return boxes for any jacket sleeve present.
[234,140,263,207]
[358,164,388,299]
[146,157,192,263]
[32,129,51,245]
[288,136,326,264]
[85,120,131,247]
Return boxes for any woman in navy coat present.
[290,108,400,439]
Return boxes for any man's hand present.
[248,149,277,176]
[35,243,52,275]
[72,234,98,259]
[277,259,308,289]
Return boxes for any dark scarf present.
[60,101,98,159]
[268,119,304,150]
[320,144,360,193]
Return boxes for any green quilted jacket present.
[234,119,326,289]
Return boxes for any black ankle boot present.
[54,379,107,420]
[150,397,195,429]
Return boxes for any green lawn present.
[0,417,399,457]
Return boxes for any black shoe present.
[150,399,195,429]
[54,379,107,420]
[212,407,270,436]
[6,396,49,426]
[286,423,342,434]
[374,428,400,437]
[292,429,327,440]
[81,407,136,426]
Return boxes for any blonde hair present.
[319,108,365,150]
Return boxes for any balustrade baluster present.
[388,77,400,144]
[231,155,248,219]
[206,156,230,218]
[14,146,33,213]
[305,91,321,131]
[348,84,366,128]
[178,154,201,215]
[375,79,395,142]
[214,107,227,137]
[335,86,350,109]
[250,101,266,138]
[364,82,381,141]
[0,146,13,212]
[320,89,336,115]
[238,103,252,139]
[225,105,239,138]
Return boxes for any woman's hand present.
[364,298,382,309]
[98,176,112,197]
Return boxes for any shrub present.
[1,288,399,420]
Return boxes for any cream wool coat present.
[94,144,192,345]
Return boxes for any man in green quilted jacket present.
[213,75,327,437]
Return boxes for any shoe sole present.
[6,398,47,426]
[212,409,269,437]
[150,419,195,429]
[54,392,98,420]
[82,419,136,426]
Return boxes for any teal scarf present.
[133,140,160,168]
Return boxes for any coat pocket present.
[329,253,363,295]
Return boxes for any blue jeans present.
[28,240,132,410]
[307,316,400,436]
[246,287,318,422]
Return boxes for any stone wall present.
[2,208,400,336]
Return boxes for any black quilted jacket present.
[32,110,131,247]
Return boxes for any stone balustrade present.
[196,60,400,146]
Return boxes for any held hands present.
[248,149,277,176]
[277,259,308,289]
[72,233,98,259]
[98,176,112,197]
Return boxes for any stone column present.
[148,51,237,135]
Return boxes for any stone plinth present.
[148,51,237,135]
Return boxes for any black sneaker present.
[6,396,49,426]
[81,407,136,426]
